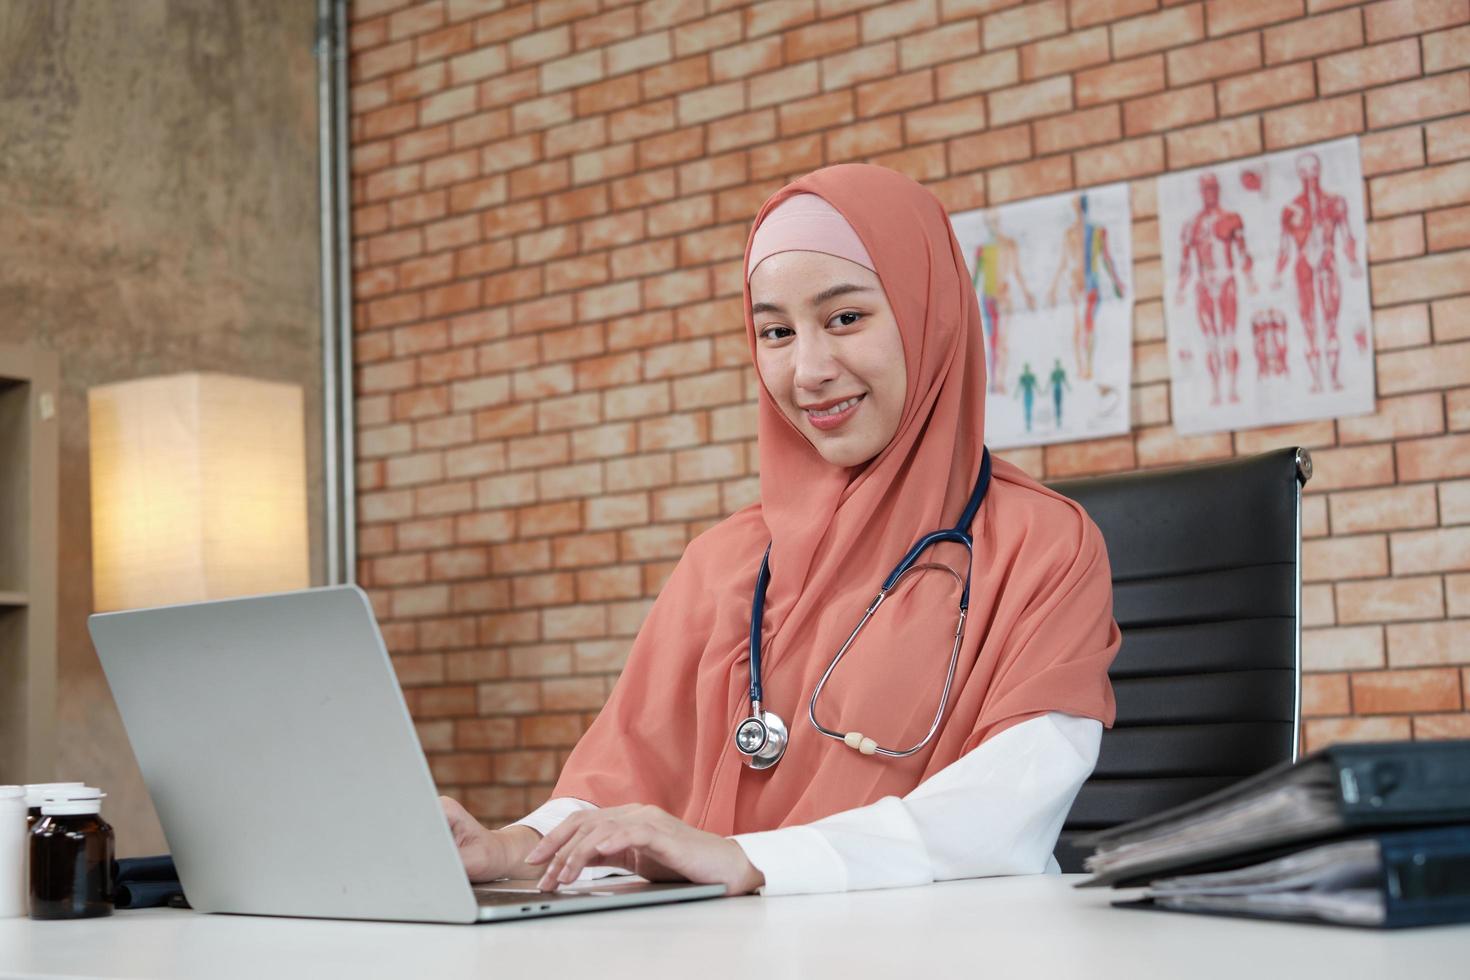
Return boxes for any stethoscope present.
[733,448,992,770]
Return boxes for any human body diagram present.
[1159,137,1375,435]
[1175,173,1257,406]
[1048,194,1124,382]
[969,212,1036,394]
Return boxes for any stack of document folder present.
[1078,740,1470,928]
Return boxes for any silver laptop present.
[88,584,724,923]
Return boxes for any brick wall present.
[346,0,1470,825]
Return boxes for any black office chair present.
[1046,446,1311,873]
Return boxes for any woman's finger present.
[537,820,603,890]
[552,822,627,885]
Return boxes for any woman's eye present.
[759,325,793,341]
[831,311,862,328]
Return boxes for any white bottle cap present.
[39,786,105,817]
[24,783,84,809]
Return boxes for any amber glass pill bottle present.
[29,786,114,919]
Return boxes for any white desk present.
[1,875,1464,979]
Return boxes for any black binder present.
[1079,739,1470,888]
[1114,825,1470,929]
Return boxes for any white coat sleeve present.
[729,711,1101,896]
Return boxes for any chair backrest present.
[1045,446,1309,873]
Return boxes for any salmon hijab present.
[548,163,1119,836]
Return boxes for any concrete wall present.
[346,0,1470,828]
[0,0,323,855]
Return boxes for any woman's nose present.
[792,331,840,390]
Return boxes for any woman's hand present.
[439,795,542,883]
[525,804,765,896]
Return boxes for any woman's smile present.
[804,393,866,430]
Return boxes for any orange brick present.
[1302,673,1351,716]
[1424,24,1470,73]
[1076,55,1165,106]
[1075,135,1164,183]
[1166,32,1261,86]
[1416,712,1470,738]
[412,684,476,718]
[1021,26,1110,80]
[1071,0,1157,29]
[1438,296,1470,342]
[1263,8,1363,64]
[821,39,900,92]
[1366,72,1470,130]
[1303,716,1411,753]
[900,20,983,70]
[1124,83,1214,135]
[948,123,1033,170]
[1304,535,1390,582]
[1263,92,1363,149]
[1112,5,1204,58]
[1303,582,1336,626]
[1448,573,1470,616]
[541,676,607,710]
[1134,425,1234,467]
[859,0,940,43]
[1428,117,1470,165]
[1391,525,1470,575]
[1330,484,1439,534]
[1034,106,1121,154]
[1367,214,1426,263]
[905,95,988,144]
[983,0,1067,49]
[1231,418,1335,455]
[986,155,1072,204]
[1428,205,1470,251]
[1206,0,1303,35]
[1369,250,1470,306]
[1378,341,1470,396]
[936,49,1020,99]
[1302,444,1396,493]
[1318,39,1420,97]
[1361,126,1425,177]
[1337,576,1445,623]
[1368,305,1433,352]
[988,76,1072,127]
[1165,115,1262,168]
[1387,620,1470,667]
[1303,625,1385,671]
[1353,667,1462,713]
[1364,0,1469,43]
[1218,62,1315,115]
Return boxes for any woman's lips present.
[805,394,864,431]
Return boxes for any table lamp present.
[88,373,309,612]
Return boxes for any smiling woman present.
[438,164,1121,898]
[749,246,907,468]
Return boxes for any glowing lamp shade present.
[88,373,309,612]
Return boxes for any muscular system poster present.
[951,183,1134,449]
[1159,137,1375,435]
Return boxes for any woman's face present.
[750,250,907,468]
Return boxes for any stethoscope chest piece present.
[734,707,788,770]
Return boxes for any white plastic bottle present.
[0,786,25,917]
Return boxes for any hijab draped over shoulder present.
[548,163,1119,836]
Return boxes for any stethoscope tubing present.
[739,447,992,765]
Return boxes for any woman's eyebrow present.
[750,283,875,315]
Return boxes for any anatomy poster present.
[1159,137,1375,435]
[952,184,1134,449]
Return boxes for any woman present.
[441,163,1120,896]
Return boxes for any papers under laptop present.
[89,584,724,923]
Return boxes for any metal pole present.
[334,0,357,584]
[315,0,340,585]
